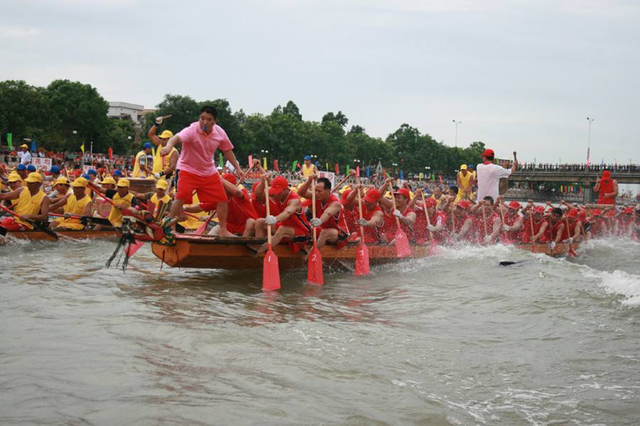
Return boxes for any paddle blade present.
[568,247,578,258]
[125,241,146,258]
[307,246,324,285]
[194,219,209,235]
[263,248,281,291]
[395,230,412,258]
[355,242,370,276]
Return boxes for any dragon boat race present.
[1,1,639,425]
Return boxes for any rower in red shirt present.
[594,170,618,205]
[446,199,474,242]
[340,188,360,241]
[355,187,384,244]
[377,184,416,244]
[500,201,524,243]
[298,175,350,249]
[410,192,447,244]
[470,196,502,244]
[254,176,311,254]
[617,207,635,238]
[589,209,606,238]
[521,205,549,244]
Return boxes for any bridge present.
[510,168,640,184]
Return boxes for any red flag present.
[356,166,360,176]
[108,147,113,160]
[335,163,339,175]
[439,175,443,184]
[383,169,387,178]
[248,155,253,167]
[296,162,301,169]
[273,159,279,171]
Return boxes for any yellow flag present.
[152,147,156,157]
[81,143,85,154]
[263,157,267,170]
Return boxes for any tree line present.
[0,79,485,175]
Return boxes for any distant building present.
[108,101,144,123]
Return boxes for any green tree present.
[0,80,50,145]
[147,94,199,135]
[322,111,349,127]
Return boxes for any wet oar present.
[564,218,578,257]
[388,182,411,258]
[498,202,512,244]
[481,203,489,244]
[420,191,437,255]
[195,211,216,235]
[0,203,58,240]
[355,169,369,276]
[262,180,281,291]
[48,213,111,226]
[307,179,324,285]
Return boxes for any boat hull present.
[4,229,120,242]
[151,235,579,269]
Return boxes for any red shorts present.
[0,217,28,231]
[176,170,227,210]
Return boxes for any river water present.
[1,238,639,425]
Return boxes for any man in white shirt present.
[18,144,31,165]
[476,148,517,201]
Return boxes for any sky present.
[1,0,639,164]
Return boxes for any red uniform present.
[590,216,606,237]
[522,216,549,243]
[502,212,523,242]
[381,206,414,242]
[597,172,615,205]
[360,204,383,244]
[414,207,447,244]
[225,188,258,235]
[315,194,350,247]
[273,190,311,239]
[251,192,278,219]
[471,211,500,243]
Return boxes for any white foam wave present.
[582,268,640,307]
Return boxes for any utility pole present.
[452,120,462,147]
[586,117,594,168]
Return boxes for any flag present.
[356,166,360,176]
[325,162,328,171]
[108,147,113,160]
[400,170,404,180]
[366,165,370,177]
[335,163,339,175]
[273,159,279,171]
[292,160,298,171]
[263,157,267,170]
[383,169,387,178]
[31,138,36,152]
[219,152,223,167]
[439,175,443,184]
[346,165,350,174]
[419,172,423,181]
[6,133,12,150]
[297,162,301,169]
[81,143,85,154]
[248,155,253,167]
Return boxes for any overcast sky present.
[1,0,639,163]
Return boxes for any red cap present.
[268,176,289,195]
[222,173,237,185]
[624,207,634,214]
[393,188,411,199]
[457,199,472,210]
[340,189,353,205]
[508,201,521,210]
[605,210,616,218]
[534,205,545,214]
[482,148,495,158]
[424,197,437,208]
[592,209,602,216]
[567,209,578,218]
[363,189,381,204]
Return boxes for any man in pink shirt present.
[160,105,244,238]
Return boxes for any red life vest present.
[273,191,311,238]
[472,211,500,243]
[597,173,615,205]
[315,194,349,237]
[360,204,382,244]
[381,206,414,241]
[502,212,523,242]
[522,216,548,243]
[227,189,258,235]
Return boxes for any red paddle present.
[262,180,281,291]
[307,179,324,285]
[388,182,411,258]
[355,168,369,276]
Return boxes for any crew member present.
[0,172,50,230]
[476,148,517,202]
[51,177,93,230]
[593,170,618,205]
[132,142,154,178]
[456,164,474,201]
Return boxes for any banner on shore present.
[318,171,336,187]
[33,157,52,170]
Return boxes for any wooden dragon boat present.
[2,229,120,242]
[151,234,580,270]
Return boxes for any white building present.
[108,101,144,123]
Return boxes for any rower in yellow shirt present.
[301,155,316,178]
[132,143,154,178]
[51,177,93,230]
[108,179,138,228]
[0,172,50,230]
[456,164,475,201]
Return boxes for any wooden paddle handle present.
[482,202,488,236]
[421,192,434,240]
[265,180,272,247]
[311,180,317,244]
[331,174,351,194]
[388,182,401,228]
[356,174,365,239]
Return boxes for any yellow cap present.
[156,179,169,190]
[71,177,88,188]
[25,172,43,183]
[159,130,174,139]
[55,176,70,186]
[117,178,130,188]
[20,144,28,149]
[101,176,116,185]
[8,172,22,183]
[460,164,468,170]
